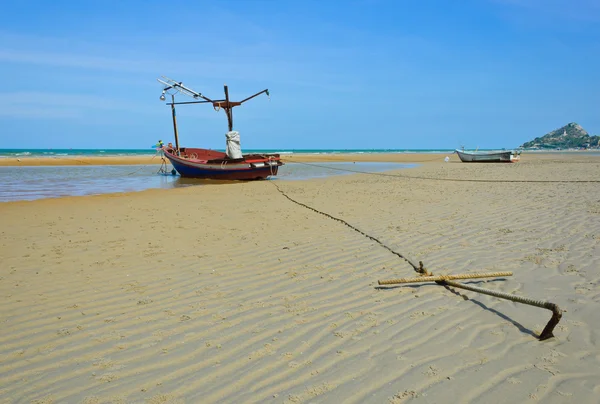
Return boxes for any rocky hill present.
[521,123,600,149]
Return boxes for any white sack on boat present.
[225,131,242,159]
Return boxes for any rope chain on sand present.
[270,182,563,341]
[269,181,421,272]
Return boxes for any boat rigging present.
[156,76,283,180]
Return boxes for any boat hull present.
[455,149,520,163]
[163,148,282,180]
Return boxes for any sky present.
[0,0,598,150]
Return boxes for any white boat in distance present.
[455,148,521,163]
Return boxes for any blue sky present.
[0,0,598,150]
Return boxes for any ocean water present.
[3,148,599,159]
[0,162,416,202]
[0,148,457,158]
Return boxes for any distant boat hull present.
[455,149,521,163]
[163,147,283,180]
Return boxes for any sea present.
[0,148,430,202]
[3,148,598,159]
[0,148,456,158]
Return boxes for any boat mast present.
[224,85,233,131]
[158,76,269,134]
[170,95,180,154]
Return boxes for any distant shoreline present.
[1,147,599,159]
[1,149,599,167]
[0,153,447,166]
[0,148,463,159]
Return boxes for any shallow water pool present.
[0,162,415,202]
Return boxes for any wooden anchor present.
[380,263,562,341]
[378,271,514,285]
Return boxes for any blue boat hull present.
[170,159,278,180]
[163,148,282,180]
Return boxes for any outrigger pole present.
[157,76,270,134]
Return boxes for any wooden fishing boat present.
[157,76,283,180]
[162,147,281,180]
[455,148,521,163]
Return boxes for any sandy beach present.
[1,153,599,403]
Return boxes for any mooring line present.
[282,160,600,183]
[269,181,420,272]
[270,179,563,340]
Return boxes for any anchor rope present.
[268,175,564,340]
[269,181,420,272]
[268,181,558,307]
[282,159,600,184]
